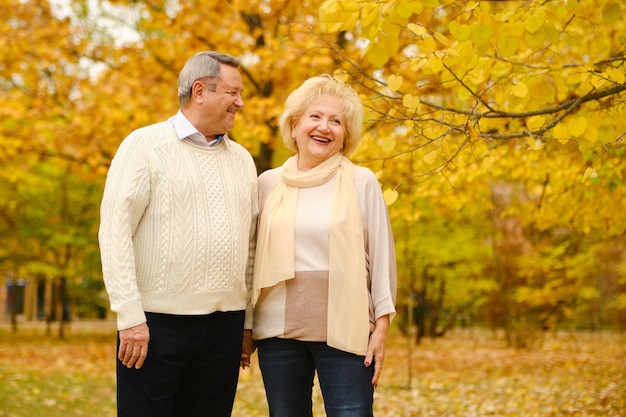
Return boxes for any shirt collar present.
[169,110,226,147]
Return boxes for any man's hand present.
[118,323,150,369]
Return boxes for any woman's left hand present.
[364,315,390,388]
[240,329,257,369]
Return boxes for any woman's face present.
[292,94,346,171]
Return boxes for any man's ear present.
[191,80,206,100]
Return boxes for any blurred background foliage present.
[0,0,625,346]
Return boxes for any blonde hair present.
[279,75,363,156]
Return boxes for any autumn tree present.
[319,0,626,344]
[0,0,106,335]
[2,0,625,345]
[0,0,354,332]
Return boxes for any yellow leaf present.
[423,149,438,165]
[591,73,607,89]
[602,3,622,25]
[319,0,338,16]
[428,55,443,73]
[402,93,420,109]
[381,15,404,38]
[497,34,520,57]
[491,62,512,78]
[544,22,560,44]
[422,35,436,53]
[448,21,470,42]
[508,21,525,37]
[584,125,598,144]
[361,3,379,28]
[525,28,546,48]
[580,167,596,183]
[320,20,344,33]
[526,115,545,131]
[553,123,570,145]
[530,80,555,102]
[433,31,450,46]
[318,0,360,32]
[465,1,479,12]
[511,82,528,98]
[365,42,391,67]
[407,23,427,36]
[380,136,396,153]
[395,0,414,18]
[366,23,379,39]
[527,136,543,150]
[566,72,583,85]
[567,116,588,137]
[399,0,424,15]
[341,11,359,31]
[607,68,625,84]
[319,0,343,33]
[383,188,398,206]
[377,31,400,56]
[471,24,493,47]
[387,74,403,92]
[332,70,350,83]
[566,0,583,14]
[524,9,545,33]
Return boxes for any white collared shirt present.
[169,110,224,147]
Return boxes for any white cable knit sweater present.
[98,121,258,330]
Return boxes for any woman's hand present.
[364,315,390,388]
[240,329,257,369]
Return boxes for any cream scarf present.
[253,153,370,355]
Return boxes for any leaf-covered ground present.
[1,321,624,416]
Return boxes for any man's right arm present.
[98,131,151,331]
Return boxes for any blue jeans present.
[257,338,375,417]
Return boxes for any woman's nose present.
[318,119,330,131]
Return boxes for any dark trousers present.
[117,311,245,417]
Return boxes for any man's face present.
[196,64,244,137]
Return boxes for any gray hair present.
[178,51,241,105]
[279,74,364,156]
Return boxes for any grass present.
[0,320,624,416]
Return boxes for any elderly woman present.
[251,74,397,417]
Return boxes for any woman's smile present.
[293,94,345,171]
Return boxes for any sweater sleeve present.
[98,129,152,330]
[244,165,259,330]
[356,167,397,322]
